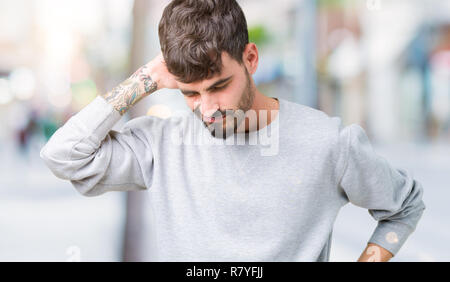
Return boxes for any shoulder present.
[279,99,371,159]
[281,99,367,173]
[281,98,344,139]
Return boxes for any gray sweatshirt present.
[40,95,425,261]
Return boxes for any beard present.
[193,68,255,139]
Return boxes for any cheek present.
[221,83,246,104]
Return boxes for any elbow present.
[40,141,90,181]
[70,179,106,197]
[40,145,108,197]
[40,144,73,180]
[396,171,427,220]
[40,136,111,195]
[409,179,426,219]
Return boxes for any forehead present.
[176,52,240,88]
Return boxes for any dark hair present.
[158,0,249,83]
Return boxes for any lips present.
[204,114,225,123]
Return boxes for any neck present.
[239,89,279,133]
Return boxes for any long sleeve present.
[336,123,426,257]
[40,96,154,197]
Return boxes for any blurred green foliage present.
[317,0,357,8]
[248,25,270,46]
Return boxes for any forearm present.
[357,243,394,262]
[102,64,159,115]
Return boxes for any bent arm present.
[337,124,426,259]
[40,64,159,196]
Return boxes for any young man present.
[40,0,425,262]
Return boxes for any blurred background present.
[0,0,449,261]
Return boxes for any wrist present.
[358,243,393,262]
[146,67,161,92]
[102,74,150,116]
[131,64,159,94]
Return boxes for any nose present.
[199,94,219,118]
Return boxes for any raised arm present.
[102,53,177,115]
[40,53,177,196]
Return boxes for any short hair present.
[158,0,249,83]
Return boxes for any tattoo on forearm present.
[102,65,158,115]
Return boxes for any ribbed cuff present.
[367,220,414,257]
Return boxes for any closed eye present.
[181,81,230,97]
[210,84,228,92]
[183,92,199,97]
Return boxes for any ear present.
[242,43,259,75]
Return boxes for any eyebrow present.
[180,75,233,95]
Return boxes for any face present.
[176,52,256,139]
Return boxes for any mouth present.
[203,114,226,123]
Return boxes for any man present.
[40,0,425,262]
